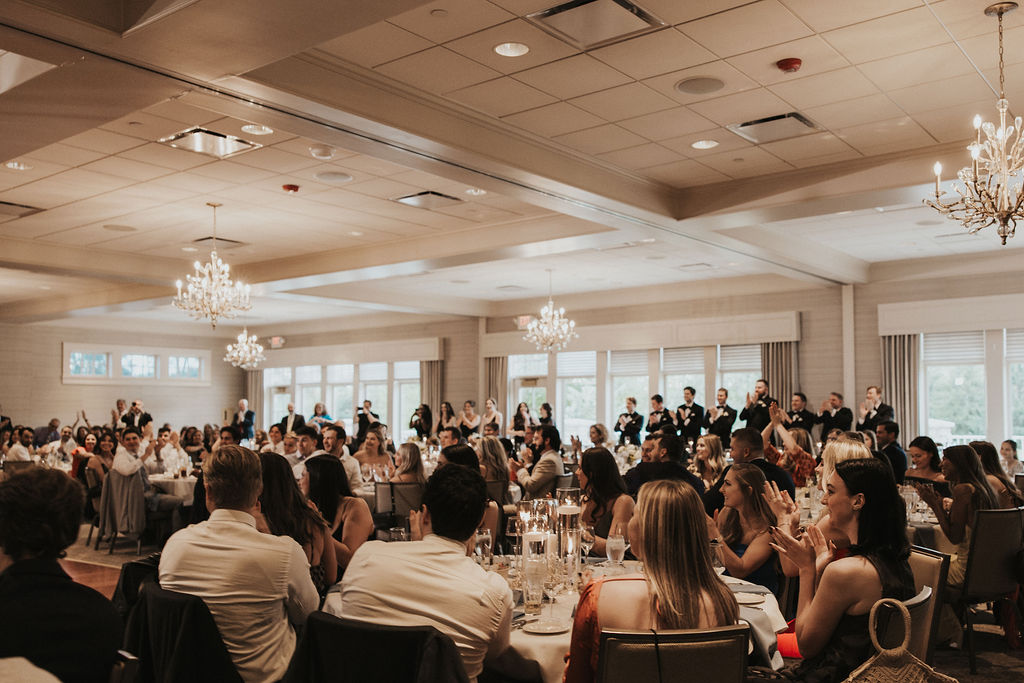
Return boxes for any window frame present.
[62,342,211,386]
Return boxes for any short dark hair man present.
[438,425,461,449]
[875,421,907,484]
[325,464,513,680]
[676,386,704,444]
[739,379,775,433]
[0,468,122,683]
[623,432,704,497]
[646,394,675,434]
[786,392,817,432]
[703,388,737,449]
[509,424,564,499]
[322,424,361,492]
[702,427,794,515]
[819,392,854,434]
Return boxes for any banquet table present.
[149,474,197,507]
[356,482,521,509]
[906,518,956,555]
[508,563,788,683]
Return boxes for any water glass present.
[606,534,627,566]
[580,525,596,560]
[475,528,493,566]
[522,531,547,615]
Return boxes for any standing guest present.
[120,400,153,431]
[323,424,361,493]
[675,386,704,445]
[703,388,737,449]
[257,452,337,598]
[969,440,1024,509]
[564,479,738,683]
[302,456,373,573]
[458,400,481,440]
[438,425,461,450]
[856,386,893,433]
[740,379,775,433]
[538,403,553,426]
[904,436,949,496]
[1000,439,1023,477]
[324,464,514,682]
[708,463,778,593]
[391,442,427,484]
[785,392,817,433]
[409,404,433,439]
[231,399,255,442]
[262,424,285,455]
[508,402,538,448]
[0,468,122,683]
[353,400,378,445]
[353,427,394,478]
[577,447,634,557]
[614,397,643,446]
[645,394,674,435]
[160,446,319,683]
[437,401,458,435]
[693,434,727,491]
[874,421,907,484]
[110,398,129,430]
[7,427,34,461]
[703,427,794,515]
[480,398,503,436]
[278,403,305,436]
[624,433,704,498]
[509,424,564,499]
[310,402,334,430]
[819,392,854,434]
[763,404,817,488]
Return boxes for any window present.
[264,367,292,387]
[168,355,201,379]
[121,354,156,378]
[1008,329,1024,447]
[557,351,596,441]
[360,362,389,427]
[393,361,420,440]
[327,364,354,434]
[663,347,705,409]
[609,350,648,422]
[717,345,762,429]
[295,365,322,417]
[68,351,108,377]
[923,332,986,444]
[510,353,548,377]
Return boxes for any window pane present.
[69,351,108,377]
[510,354,548,377]
[360,362,388,381]
[557,351,596,376]
[611,376,648,417]
[270,392,292,428]
[299,385,323,418]
[326,364,353,383]
[1009,363,1024,446]
[926,364,986,444]
[719,371,760,429]
[398,381,421,440]
[330,384,355,433]
[361,383,389,426]
[394,361,419,380]
[168,355,201,379]
[121,354,156,378]
[295,365,322,384]
[518,387,546,417]
[664,374,705,408]
[560,377,596,441]
[264,367,292,387]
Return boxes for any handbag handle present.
[868,597,911,657]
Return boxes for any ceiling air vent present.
[393,191,462,209]
[159,127,262,159]
[727,112,820,144]
[528,0,666,50]
[191,236,246,250]
[0,199,43,217]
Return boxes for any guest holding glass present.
[613,397,643,446]
[302,455,373,572]
[409,404,432,439]
[436,401,458,435]
[707,463,778,593]
[508,402,537,448]
[577,447,633,557]
[391,442,427,484]
[459,400,481,440]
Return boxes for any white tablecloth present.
[149,475,197,507]
[356,482,520,510]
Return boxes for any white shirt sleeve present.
[285,541,319,625]
[112,447,144,476]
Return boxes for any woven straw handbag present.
[842,598,958,683]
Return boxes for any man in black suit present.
[120,399,153,431]
[857,385,894,433]
[624,433,704,498]
[739,379,775,434]
[354,399,380,446]
[645,394,675,435]
[675,386,704,445]
[785,392,817,433]
[819,392,854,435]
[703,388,737,449]
[875,420,907,484]
[230,398,255,441]
[703,427,794,515]
[278,403,305,435]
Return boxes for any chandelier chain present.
[999,10,1006,98]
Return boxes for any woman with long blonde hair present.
[477,435,512,504]
[710,463,778,593]
[564,479,738,683]
[693,433,726,489]
[390,442,427,484]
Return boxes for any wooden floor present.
[60,558,121,599]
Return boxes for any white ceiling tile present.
[317,21,433,68]
[679,0,812,58]
[345,178,422,200]
[446,77,557,116]
[569,82,678,121]
[758,132,857,163]
[229,147,320,173]
[80,157,175,182]
[822,6,948,64]
[911,99,993,144]
[376,46,502,95]
[334,155,412,177]
[779,0,921,32]
[0,158,70,191]
[688,88,792,126]
[61,129,146,154]
[117,142,213,171]
[513,54,632,99]
[501,102,606,137]
[0,169,135,209]
[833,116,936,156]
[552,124,648,155]
[596,143,685,170]
[636,0,751,25]
[726,35,850,86]
[660,128,753,157]
[589,28,716,80]
[802,93,907,130]
[858,43,977,92]
[643,60,759,105]
[189,161,278,184]
[927,0,1024,41]
[444,19,577,74]
[142,99,224,126]
[788,148,862,168]
[388,0,514,43]
[487,0,552,15]
[768,66,878,109]
[19,143,105,167]
[887,73,994,115]
[432,201,519,223]
[148,171,235,194]
[99,111,185,141]
[618,107,715,140]
[638,159,730,187]
[957,25,1024,72]
[697,146,794,178]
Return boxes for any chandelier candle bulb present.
[933,162,942,196]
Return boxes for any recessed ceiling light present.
[430,8,448,17]
[638,237,656,244]
[675,77,725,95]
[241,124,274,136]
[874,207,885,212]
[314,170,353,184]
[690,139,718,150]
[497,284,526,291]
[309,145,336,161]
[102,224,137,232]
[450,279,470,284]
[4,160,31,171]
[348,230,364,236]
[181,246,199,252]
[39,285,51,290]
[465,188,487,196]
[127,120,144,127]
[494,42,529,57]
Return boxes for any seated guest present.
[281,431,300,466]
[438,425,461,449]
[707,463,777,593]
[322,424,360,492]
[1001,439,1023,476]
[85,430,117,496]
[874,421,907,484]
[693,434,727,490]
[261,423,285,454]
[623,433,704,498]
[0,468,122,683]
[6,427,33,461]
[353,426,395,478]
[391,442,427,484]
[570,424,611,457]
[903,436,949,497]
[114,427,185,532]
[160,445,319,683]
[310,402,334,430]
[763,404,817,487]
[257,452,337,598]
[509,424,564,499]
[969,440,1024,509]
[291,426,326,476]
[477,436,511,503]
[772,458,914,682]
[564,479,738,683]
[438,445,500,543]
[483,422,515,457]
[703,427,794,515]
[324,464,514,682]
[577,447,633,557]
[302,455,373,571]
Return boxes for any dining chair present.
[108,650,140,683]
[374,481,424,532]
[907,545,950,664]
[555,473,576,490]
[85,466,103,545]
[596,624,750,683]
[1015,473,1024,493]
[875,585,932,661]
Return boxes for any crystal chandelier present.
[523,270,577,352]
[925,2,1023,245]
[224,327,266,370]
[173,202,252,327]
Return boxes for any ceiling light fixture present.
[494,42,530,57]
[173,202,252,329]
[241,124,274,136]
[690,139,719,150]
[224,327,266,370]
[675,77,725,95]
[4,160,31,171]
[926,2,1023,245]
[314,170,353,184]
[523,270,577,352]
[465,188,487,196]
[309,144,336,161]
[181,246,199,252]
[348,230,364,236]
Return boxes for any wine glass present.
[475,528,493,567]
[580,525,595,561]
[360,463,372,484]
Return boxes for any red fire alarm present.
[282,184,300,194]
[776,58,802,73]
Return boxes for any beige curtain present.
[420,360,443,419]
[246,369,263,430]
[881,334,919,446]
[484,356,508,415]
[761,341,799,403]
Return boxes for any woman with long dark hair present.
[539,403,553,426]
[970,440,1024,508]
[508,402,537,448]
[436,401,457,434]
[458,400,481,440]
[577,447,633,557]
[302,456,373,571]
[710,462,778,593]
[409,404,433,439]
[904,435,949,497]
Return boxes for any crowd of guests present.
[3,381,1024,683]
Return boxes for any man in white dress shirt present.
[508,424,564,500]
[6,428,34,462]
[290,426,326,479]
[160,445,319,683]
[323,424,361,492]
[113,427,185,532]
[325,464,513,682]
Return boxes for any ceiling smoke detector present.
[776,58,802,73]
[727,112,820,144]
[675,77,725,95]
[527,0,666,51]
[314,170,353,184]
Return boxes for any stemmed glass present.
[580,525,596,562]
[475,528,493,567]
[605,522,629,572]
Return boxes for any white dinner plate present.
[734,592,765,606]
[523,620,570,635]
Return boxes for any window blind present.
[557,351,596,376]
[609,350,648,374]
[663,347,703,373]
[922,331,984,364]
[719,344,761,371]
[1006,329,1024,361]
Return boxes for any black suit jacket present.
[703,405,737,449]
[0,558,122,683]
[740,395,775,433]
[858,402,894,432]
[703,459,795,516]
[819,407,854,435]
[787,409,817,432]
[120,411,153,430]
[624,461,705,499]
[614,411,643,445]
[882,442,908,484]
[646,409,674,434]
[231,409,255,440]
[279,412,306,434]
[676,403,704,441]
